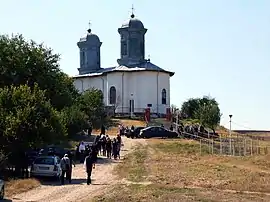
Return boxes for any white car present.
[0,178,4,200]
[30,156,62,179]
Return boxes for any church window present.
[162,89,166,105]
[121,41,127,56]
[81,51,85,64]
[109,86,116,104]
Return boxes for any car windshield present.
[34,157,55,165]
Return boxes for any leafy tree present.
[180,98,201,119]
[0,84,66,154]
[0,34,79,110]
[77,88,106,129]
[180,96,222,132]
[195,102,222,133]
[61,105,90,137]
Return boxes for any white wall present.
[73,71,171,115]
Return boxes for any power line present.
[231,121,252,130]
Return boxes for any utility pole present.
[229,114,233,155]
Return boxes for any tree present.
[180,98,201,119]
[0,34,79,110]
[180,96,222,133]
[195,103,222,134]
[77,88,106,129]
[61,105,89,137]
[0,84,66,155]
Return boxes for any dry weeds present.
[6,178,40,197]
[93,138,270,201]
[93,119,146,136]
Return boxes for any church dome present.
[79,29,100,43]
[121,14,144,29]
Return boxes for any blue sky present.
[0,0,269,130]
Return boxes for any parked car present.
[0,177,4,200]
[133,127,145,138]
[30,156,62,179]
[26,150,39,165]
[39,146,68,158]
[139,126,178,139]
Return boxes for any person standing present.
[84,152,96,185]
[112,138,118,160]
[79,142,86,163]
[60,154,70,185]
[66,151,76,183]
[106,136,112,159]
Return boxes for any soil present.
[10,137,146,202]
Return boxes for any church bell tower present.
[77,24,102,75]
[117,8,147,66]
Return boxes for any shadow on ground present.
[1,199,13,202]
[37,177,111,187]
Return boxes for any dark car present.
[139,126,178,139]
[39,146,69,158]
[133,127,145,138]
[25,150,39,165]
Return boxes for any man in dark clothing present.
[130,125,135,138]
[66,151,75,183]
[106,137,112,159]
[60,154,70,185]
[112,138,118,160]
[84,152,96,185]
[101,125,105,135]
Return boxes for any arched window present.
[162,89,166,105]
[109,86,116,104]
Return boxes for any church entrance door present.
[129,99,134,116]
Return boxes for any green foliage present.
[77,88,106,129]
[0,84,66,153]
[0,34,79,110]
[61,105,90,137]
[0,34,108,172]
[195,101,222,132]
[181,98,201,119]
[180,96,222,131]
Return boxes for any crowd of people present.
[59,127,123,185]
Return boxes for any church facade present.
[73,12,174,116]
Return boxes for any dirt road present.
[11,137,146,202]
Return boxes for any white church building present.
[73,12,174,116]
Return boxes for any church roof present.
[121,13,144,29]
[73,61,175,79]
[79,29,100,43]
[121,17,144,29]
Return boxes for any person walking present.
[106,136,112,159]
[84,152,96,185]
[66,151,76,183]
[112,138,118,160]
[60,154,70,185]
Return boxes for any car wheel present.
[0,186,4,200]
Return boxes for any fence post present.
[232,140,235,156]
[244,138,246,156]
[212,139,214,154]
[220,136,222,155]
[257,139,260,155]
[200,139,202,155]
[250,139,253,156]
[238,137,241,156]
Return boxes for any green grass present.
[115,146,148,182]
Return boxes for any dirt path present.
[11,137,146,202]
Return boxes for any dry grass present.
[114,145,148,182]
[93,119,146,136]
[93,138,270,201]
[6,178,40,197]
